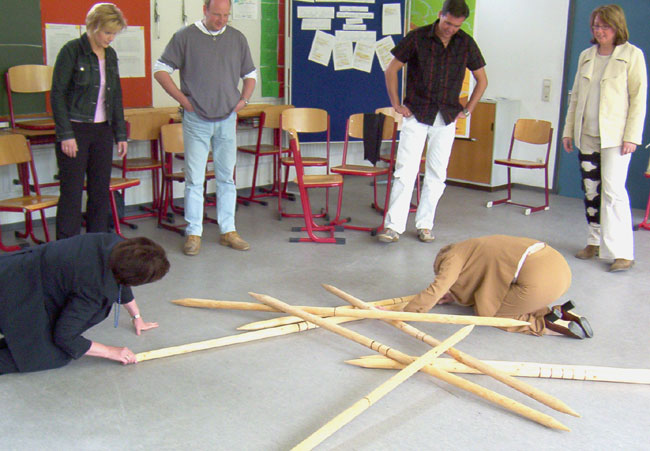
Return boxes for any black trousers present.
[0,339,19,375]
[55,122,114,239]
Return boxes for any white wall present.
[474,0,570,189]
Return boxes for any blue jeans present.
[182,111,237,236]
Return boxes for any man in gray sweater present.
[154,0,256,256]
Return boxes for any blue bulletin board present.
[287,0,406,142]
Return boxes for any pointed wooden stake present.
[292,326,475,451]
[173,297,529,327]
[249,292,570,431]
[322,284,579,418]
[237,302,408,331]
[345,356,650,385]
[134,316,357,362]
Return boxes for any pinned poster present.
[375,36,395,71]
[308,30,335,67]
[382,3,401,35]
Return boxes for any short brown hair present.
[86,3,127,34]
[441,0,470,19]
[109,237,170,286]
[590,4,629,46]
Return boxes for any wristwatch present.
[463,108,471,117]
[241,98,250,105]
[131,314,141,321]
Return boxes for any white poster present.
[233,0,258,20]
[308,30,335,67]
[45,24,81,66]
[112,26,146,78]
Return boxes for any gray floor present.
[1,178,649,450]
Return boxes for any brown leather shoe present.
[220,231,250,251]
[575,244,599,260]
[183,235,201,256]
[609,258,634,272]
[544,310,585,339]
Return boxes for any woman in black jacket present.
[0,234,169,374]
[51,3,128,239]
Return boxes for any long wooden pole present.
[237,302,408,331]
[292,326,475,451]
[173,296,415,331]
[134,316,358,362]
[323,284,579,417]
[174,298,530,327]
[346,356,650,385]
[249,292,570,431]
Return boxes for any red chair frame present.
[287,129,345,244]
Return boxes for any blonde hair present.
[590,4,629,46]
[86,3,127,34]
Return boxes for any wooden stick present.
[346,356,650,385]
[174,298,529,327]
[173,295,415,312]
[323,284,579,417]
[237,302,408,331]
[135,316,357,362]
[249,292,570,431]
[293,326,475,451]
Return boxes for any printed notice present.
[297,6,335,19]
[45,24,81,66]
[375,36,395,71]
[333,39,353,71]
[382,3,401,35]
[353,40,375,73]
[233,0,258,20]
[308,30,335,66]
[302,18,332,30]
[112,26,146,78]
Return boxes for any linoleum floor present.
[1,178,649,450]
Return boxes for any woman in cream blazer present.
[562,4,647,272]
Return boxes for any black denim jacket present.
[51,33,127,142]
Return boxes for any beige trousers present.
[496,245,572,336]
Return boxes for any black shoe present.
[554,300,593,338]
[544,310,585,339]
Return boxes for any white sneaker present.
[377,228,399,243]
[418,229,435,243]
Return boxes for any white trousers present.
[580,135,634,260]
[384,113,456,233]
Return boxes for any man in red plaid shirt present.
[378,0,488,244]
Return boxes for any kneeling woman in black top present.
[0,234,169,374]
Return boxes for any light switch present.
[542,79,551,102]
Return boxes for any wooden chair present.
[330,113,397,235]
[5,65,55,136]
[279,108,331,219]
[236,104,294,206]
[157,123,216,235]
[636,159,650,231]
[486,119,553,215]
[286,129,345,244]
[112,111,171,224]
[375,106,423,212]
[0,134,58,252]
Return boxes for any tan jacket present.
[562,42,647,149]
[405,235,539,317]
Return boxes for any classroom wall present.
[0,0,593,228]
[474,0,571,189]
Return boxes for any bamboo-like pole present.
[249,292,570,431]
[237,302,408,331]
[135,316,357,362]
[293,326,475,451]
[173,295,414,312]
[175,298,529,327]
[323,284,579,417]
[346,356,650,385]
